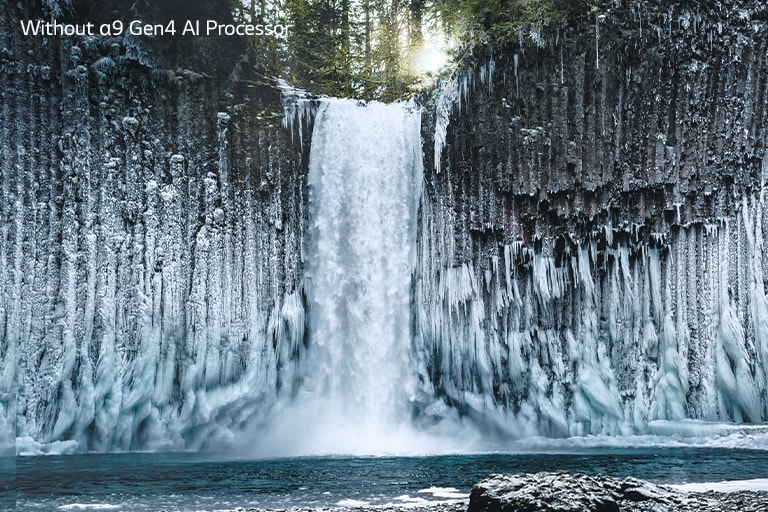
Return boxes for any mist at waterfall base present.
[244,98,480,457]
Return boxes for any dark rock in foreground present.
[468,472,768,512]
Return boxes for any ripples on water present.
[11,448,768,511]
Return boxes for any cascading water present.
[304,99,420,422]
[250,98,467,456]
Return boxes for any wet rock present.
[468,472,768,512]
[468,472,626,512]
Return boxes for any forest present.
[237,0,604,99]
[59,0,604,100]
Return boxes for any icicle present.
[433,77,460,174]
[278,79,316,151]
[595,15,600,70]
[514,53,519,96]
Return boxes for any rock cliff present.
[2,0,308,451]
[414,0,768,436]
[2,0,768,451]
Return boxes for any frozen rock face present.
[1,2,307,451]
[415,1,768,437]
[3,0,768,453]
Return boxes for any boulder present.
[468,472,678,512]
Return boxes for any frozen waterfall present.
[7,62,768,455]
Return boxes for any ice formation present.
[433,59,495,174]
[413,202,768,439]
[4,79,307,453]
[4,0,768,454]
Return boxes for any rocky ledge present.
[468,472,768,512]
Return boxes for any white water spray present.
[250,98,472,456]
[305,99,421,419]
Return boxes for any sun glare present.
[414,45,449,74]
[412,26,451,75]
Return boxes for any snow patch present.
[669,479,768,493]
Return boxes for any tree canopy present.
[237,0,607,101]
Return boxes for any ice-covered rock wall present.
[4,0,768,454]
[1,2,308,452]
[414,1,768,437]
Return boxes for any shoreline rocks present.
[468,472,768,512]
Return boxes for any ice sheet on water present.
[337,498,370,507]
[388,490,468,508]
[500,422,768,452]
[393,495,435,506]
[646,419,768,438]
[668,479,768,493]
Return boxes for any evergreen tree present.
[232,0,602,100]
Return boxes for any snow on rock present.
[416,0,768,440]
[468,472,768,512]
[468,472,667,512]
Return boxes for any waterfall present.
[305,99,421,420]
[248,98,464,456]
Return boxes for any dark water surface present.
[14,448,768,511]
